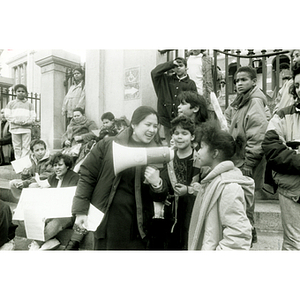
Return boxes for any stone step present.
[255,200,282,233]
[0,165,20,181]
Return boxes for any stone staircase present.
[0,165,283,250]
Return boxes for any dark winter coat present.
[151,61,197,128]
[48,169,79,188]
[72,127,167,239]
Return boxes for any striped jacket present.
[4,99,36,132]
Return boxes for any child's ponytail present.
[195,122,245,161]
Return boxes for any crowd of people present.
[1,49,300,251]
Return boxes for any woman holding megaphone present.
[71,106,172,250]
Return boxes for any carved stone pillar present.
[35,50,80,150]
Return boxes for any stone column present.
[35,50,80,150]
[84,49,105,128]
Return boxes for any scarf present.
[188,161,234,250]
[66,116,89,141]
[230,87,255,109]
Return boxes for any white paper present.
[86,204,104,231]
[23,201,46,241]
[35,173,51,188]
[13,187,76,221]
[210,92,228,132]
[13,187,76,241]
[13,186,104,239]
[11,155,32,174]
[92,129,100,136]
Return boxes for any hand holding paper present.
[11,155,32,174]
[35,173,51,188]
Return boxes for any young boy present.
[224,66,269,244]
[4,84,36,159]
[151,115,200,250]
[101,112,115,130]
[177,91,209,127]
[9,139,53,201]
[151,57,197,144]
[98,112,117,140]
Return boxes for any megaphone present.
[112,141,174,175]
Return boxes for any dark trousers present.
[0,200,15,247]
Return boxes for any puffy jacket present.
[21,150,53,188]
[224,86,268,169]
[62,116,98,147]
[262,104,300,201]
[72,127,168,239]
[188,161,253,250]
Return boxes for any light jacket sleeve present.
[243,98,268,169]
[76,85,86,109]
[25,103,36,125]
[217,183,252,250]
[224,105,233,129]
[262,113,300,174]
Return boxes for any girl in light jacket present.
[188,122,253,250]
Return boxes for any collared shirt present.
[56,175,64,188]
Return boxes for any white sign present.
[13,187,104,241]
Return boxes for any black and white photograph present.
[1,1,298,299]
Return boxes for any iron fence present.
[0,87,41,122]
[212,49,291,110]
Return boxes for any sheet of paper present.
[13,186,104,238]
[24,201,46,241]
[86,204,104,231]
[11,155,32,174]
[13,187,77,221]
[13,187,77,241]
[92,129,100,136]
[35,173,51,188]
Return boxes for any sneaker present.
[0,239,15,251]
[39,238,60,251]
[28,240,41,251]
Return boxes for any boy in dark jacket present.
[151,57,197,144]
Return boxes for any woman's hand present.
[74,215,88,231]
[174,183,188,196]
[144,166,161,186]
[65,140,71,147]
